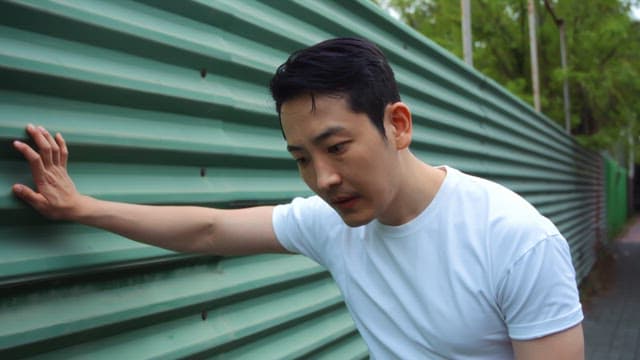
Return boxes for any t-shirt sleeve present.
[272,196,335,268]
[497,234,584,340]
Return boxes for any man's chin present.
[339,213,374,228]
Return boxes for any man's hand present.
[11,124,286,255]
[13,124,84,220]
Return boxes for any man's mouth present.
[331,195,359,210]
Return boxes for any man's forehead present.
[286,125,350,152]
[281,93,346,116]
[281,95,346,133]
[279,93,374,150]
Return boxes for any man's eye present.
[328,142,347,154]
[295,157,308,165]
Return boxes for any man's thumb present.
[13,184,45,209]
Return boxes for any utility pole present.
[528,0,541,112]
[559,21,570,133]
[629,123,635,212]
[461,0,473,67]
[543,0,572,133]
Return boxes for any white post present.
[461,0,473,67]
[559,21,571,133]
[528,0,541,112]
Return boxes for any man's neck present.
[379,153,446,226]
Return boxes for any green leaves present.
[378,0,640,157]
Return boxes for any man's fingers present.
[13,140,46,184]
[55,132,69,168]
[12,184,47,210]
[26,124,53,166]
[40,126,61,165]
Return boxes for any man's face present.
[281,95,401,227]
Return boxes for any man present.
[12,38,584,359]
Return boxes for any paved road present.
[583,219,640,360]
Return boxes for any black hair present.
[269,37,400,137]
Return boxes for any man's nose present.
[315,160,341,191]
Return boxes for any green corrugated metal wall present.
[0,0,605,357]
[605,157,628,239]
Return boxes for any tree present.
[376,0,640,157]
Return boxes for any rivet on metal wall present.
[200,168,206,177]
[200,68,207,78]
[201,310,208,321]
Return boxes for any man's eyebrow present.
[286,144,302,152]
[312,126,347,145]
[286,126,348,152]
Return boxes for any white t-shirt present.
[272,166,583,359]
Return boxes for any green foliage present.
[376,0,640,157]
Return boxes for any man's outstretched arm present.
[12,124,288,255]
[512,323,584,360]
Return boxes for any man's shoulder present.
[272,195,348,267]
[281,195,341,218]
[274,195,346,233]
[450,168,549,224]
[445,167,561,257]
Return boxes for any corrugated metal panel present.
[0,0,603,357]
[605,157,629,238]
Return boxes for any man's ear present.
[386,102,412,150]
